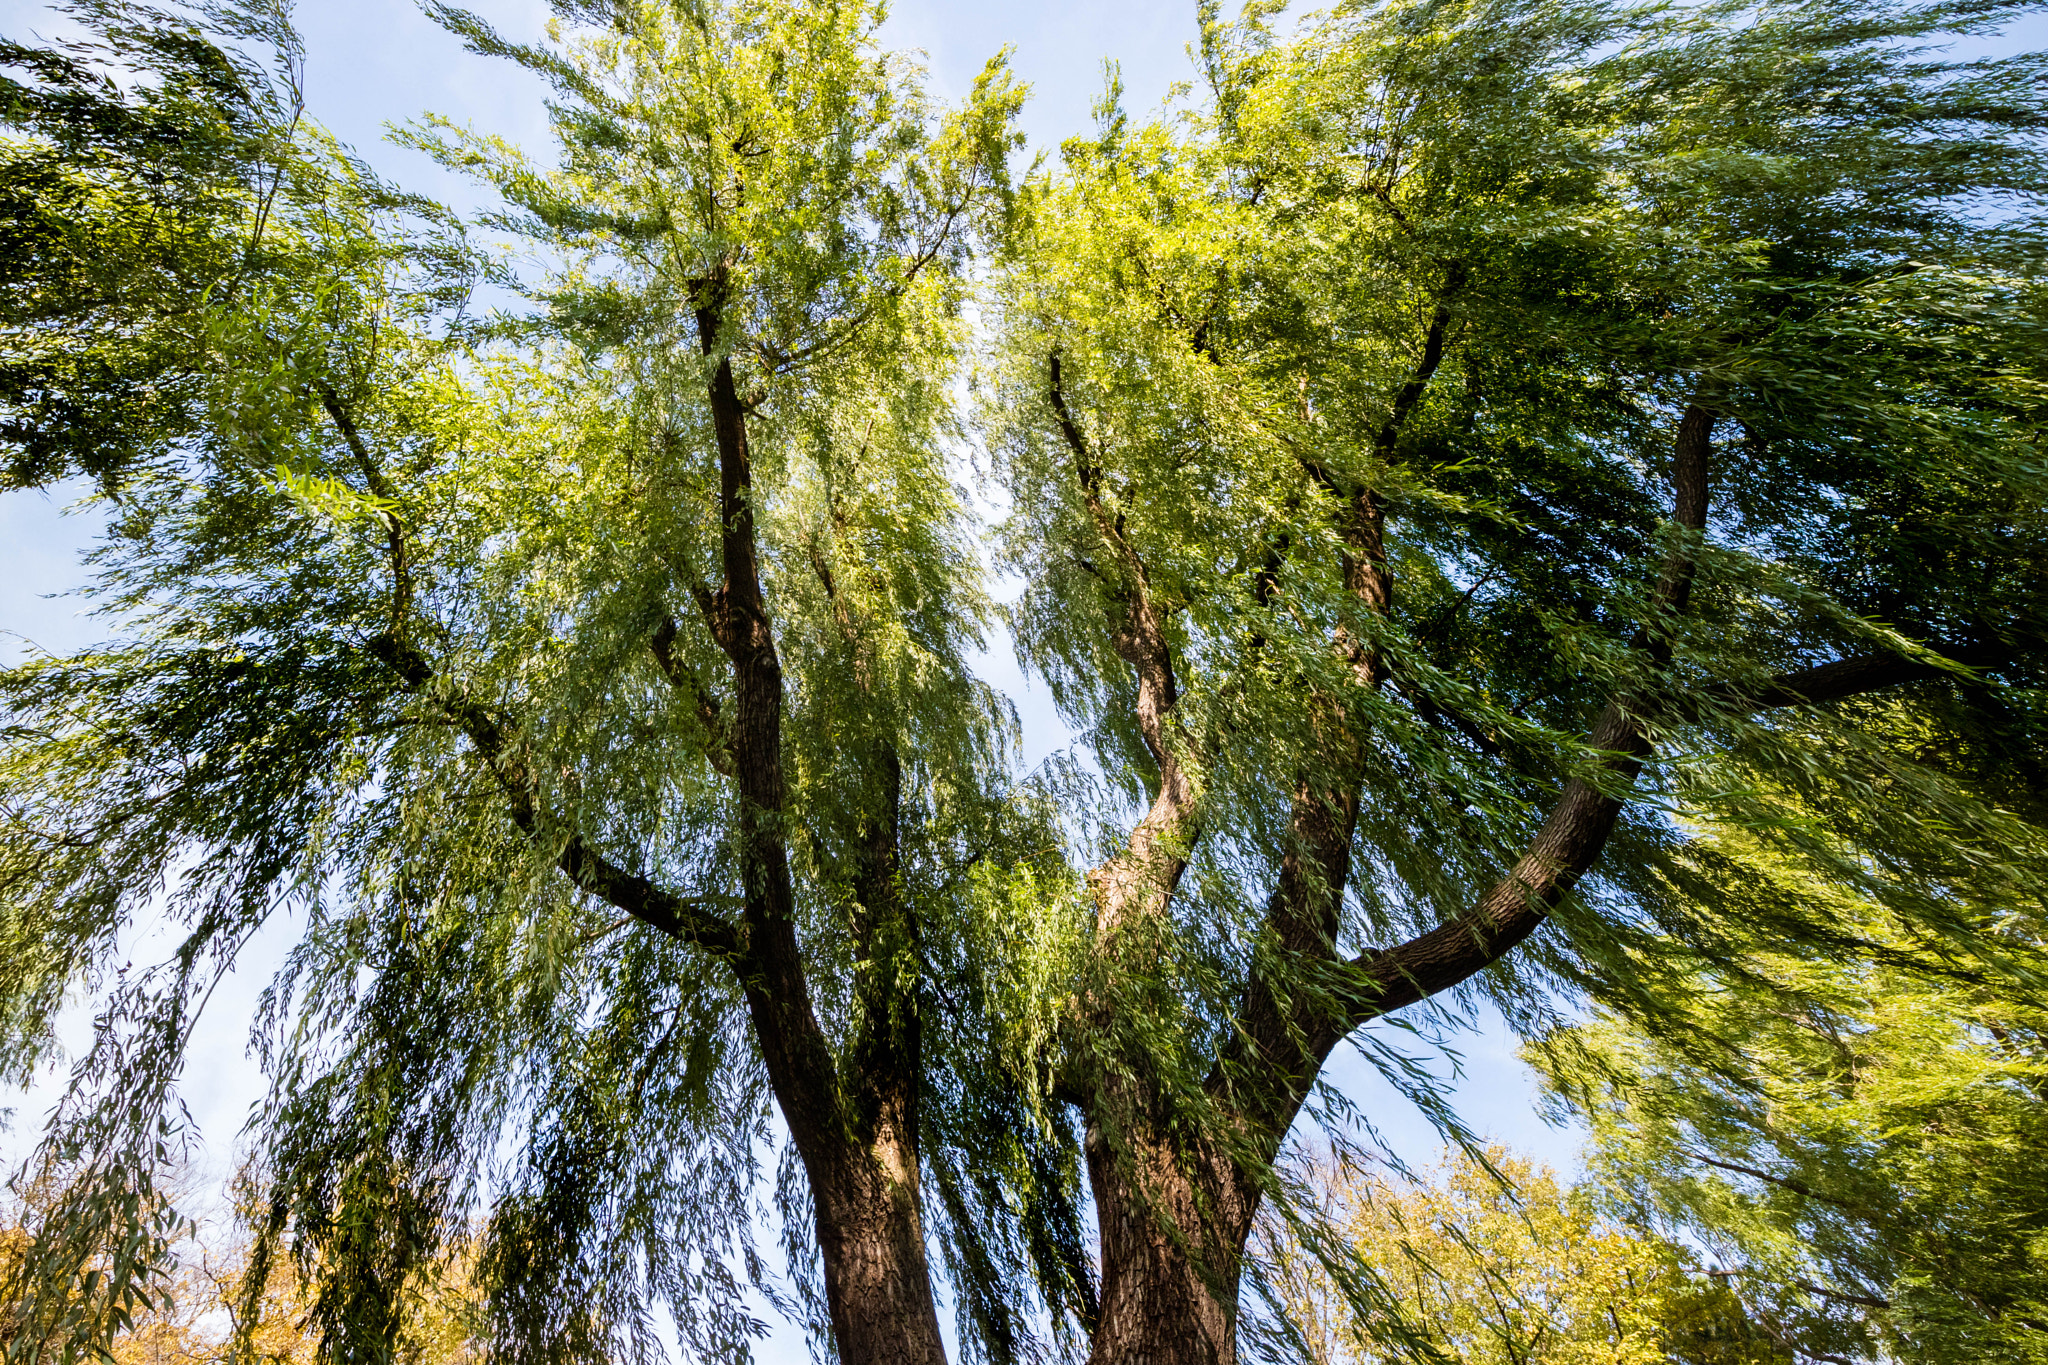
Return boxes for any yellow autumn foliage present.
[1260,1148,1788,1365]
[3,1207,477,1365]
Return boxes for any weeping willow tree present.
[8,1,2048,1365]
[982,0,2048,1359]
[0,3,1087,1364]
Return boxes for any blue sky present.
[24,0,2038,1354]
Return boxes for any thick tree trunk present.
[810,748,949,1363]
[1085,1124,1254,1365]
[1083,781,1359,1365]
[693,293,949,1365]
[733,907,949,1365]
[806,1107,950,1365]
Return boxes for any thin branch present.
[1373,263,1465,462]
[1048,346,1144,585]
[1681,1150,1869,1215]
[315,380,412,631]
[1706,1268,1891,1312]
[650,615,735,777]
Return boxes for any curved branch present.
[651,614,736,777]
[367,634,743,959]
[1049,348,1181,777]
[1712,641,2013,711]
[1336,403,1719,1027]
[1344,701,1639,1024]
[1340,633,2031,1027]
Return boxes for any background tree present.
[1255,1147,1787,1365]
[1531,822,2048,1365]
[1,1166,481,1365]
[984,0,2048,1359]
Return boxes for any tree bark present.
[1085,1123,1252,1365]
[1077,385,1705,1365]
[688,293,949,1365]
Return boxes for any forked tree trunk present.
[1075,404,1718,1365]
[740,907,949,1365]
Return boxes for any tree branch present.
[1048,348,1145,590]
[1050,348,1199,940]
[1707,641,2013,712]
[650,614,735,777]
[690,284,852,1179]
[1682,1150,1871,1216]
[1372,263,1465,463]
[366,634,743,958]
[1331,403,1719,1028]
[316,380,412,633]
[1208,271,1471,1130]
[315,387,746,957]
[1048,347,1181,775]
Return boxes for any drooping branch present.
[320,385,741,958]
[316,380,412,632]
[650,614,735,778]
[367,633,743,958]
[1713,641,2014,711]
[1681,1150,1866,1213]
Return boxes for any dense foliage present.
[983,0,2048,1356]
[2,0,2045,1363]
[1533,828,2048,1363]
[1,1172,480,1365]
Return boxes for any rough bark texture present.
[1085,1125,1252,1365]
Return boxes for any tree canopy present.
[1532,824,2048,1364]
[3,1,2046,1364]
[1258,1147,1787,1365]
